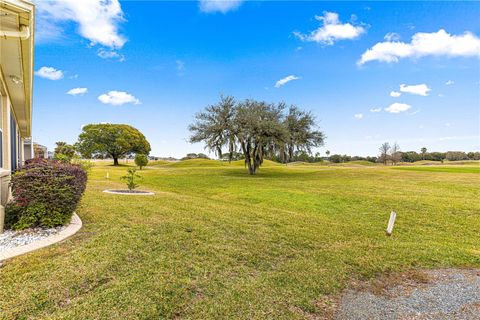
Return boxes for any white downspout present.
[0,25,30,40]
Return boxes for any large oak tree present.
[76,124,151,165]
[189,96,325,175]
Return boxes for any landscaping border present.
[0,213,82,261]
[103,190,155,196]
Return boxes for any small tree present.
[135,154,148,170]
[121,168,141,190]
[421,147,427,160]
[54,141,76,162]
[329,154,342,163]
[379,142,391,165]
[390,142,401,165]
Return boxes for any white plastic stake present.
[106,172,110,179]
[386,211,396,236]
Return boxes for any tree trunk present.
[248,162,255,175]
[113,157,119,166]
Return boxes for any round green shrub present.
[5,158,87,230]
[135,153,148,169]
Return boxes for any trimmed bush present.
[5,158,87,230]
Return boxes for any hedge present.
[5,158,87,230]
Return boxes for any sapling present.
[121,168,141,190]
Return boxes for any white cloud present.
[354,113,364,119]
[36,0,127,49]
[445,80,454,85]
[35,66,64,80]
[384,32,400,41]
[97,49,124,61]
[98,91,140,106]
[199,0,243,13]
[295,11,365,45]
[275,75,300,88]
[370,107,382,112]
[385,102,411,113]
[399,83,431,96]
[390,91,401,97]
[67,87,88,96]
[359,29,480,65]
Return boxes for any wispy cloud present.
[438,135,478,141]
[294,11,365,45]
[97,48,125,61]
[370,107,382,112]
[445,80,454,85]
[384,32,400,42]
[198,0,243,13]
[354,113,364,119]
[35,66,64,80]
[400,83,430,96]
[67,87,88,96]
[176,60,185,76]
[36,0,127,49]
[98,91,140,106]
[359,29,480,65]
[390,91,401,97]
[385,102,411,113]
[275,75,300,88]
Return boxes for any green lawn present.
[392,165,480,174]
[1,160,479,319]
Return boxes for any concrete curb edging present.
[103,190,155,196]
[0,213,82,261]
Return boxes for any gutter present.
[0,24,30,40]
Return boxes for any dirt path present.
[334,269,480,320]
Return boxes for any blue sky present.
[33,1,480,157]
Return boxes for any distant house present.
[0,0,35,230]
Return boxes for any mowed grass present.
[1,159,479,319]
[392,165,480,174]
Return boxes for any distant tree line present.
[328,154,378,163]
[189,95,325,174]
[325,146,479,165]
[400,150,480,162]
[376,143,479,165]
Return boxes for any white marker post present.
[106,172,110,179]
[386,211,396,236]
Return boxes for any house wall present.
[0,75,26,171]
[0,0,34,232]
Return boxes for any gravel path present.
[0,226,66,251]
[335,269,480,320]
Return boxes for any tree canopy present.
[76,124,151,165]
[189,96,325,174]
[135,153,149,169]
[54,141,76,162]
